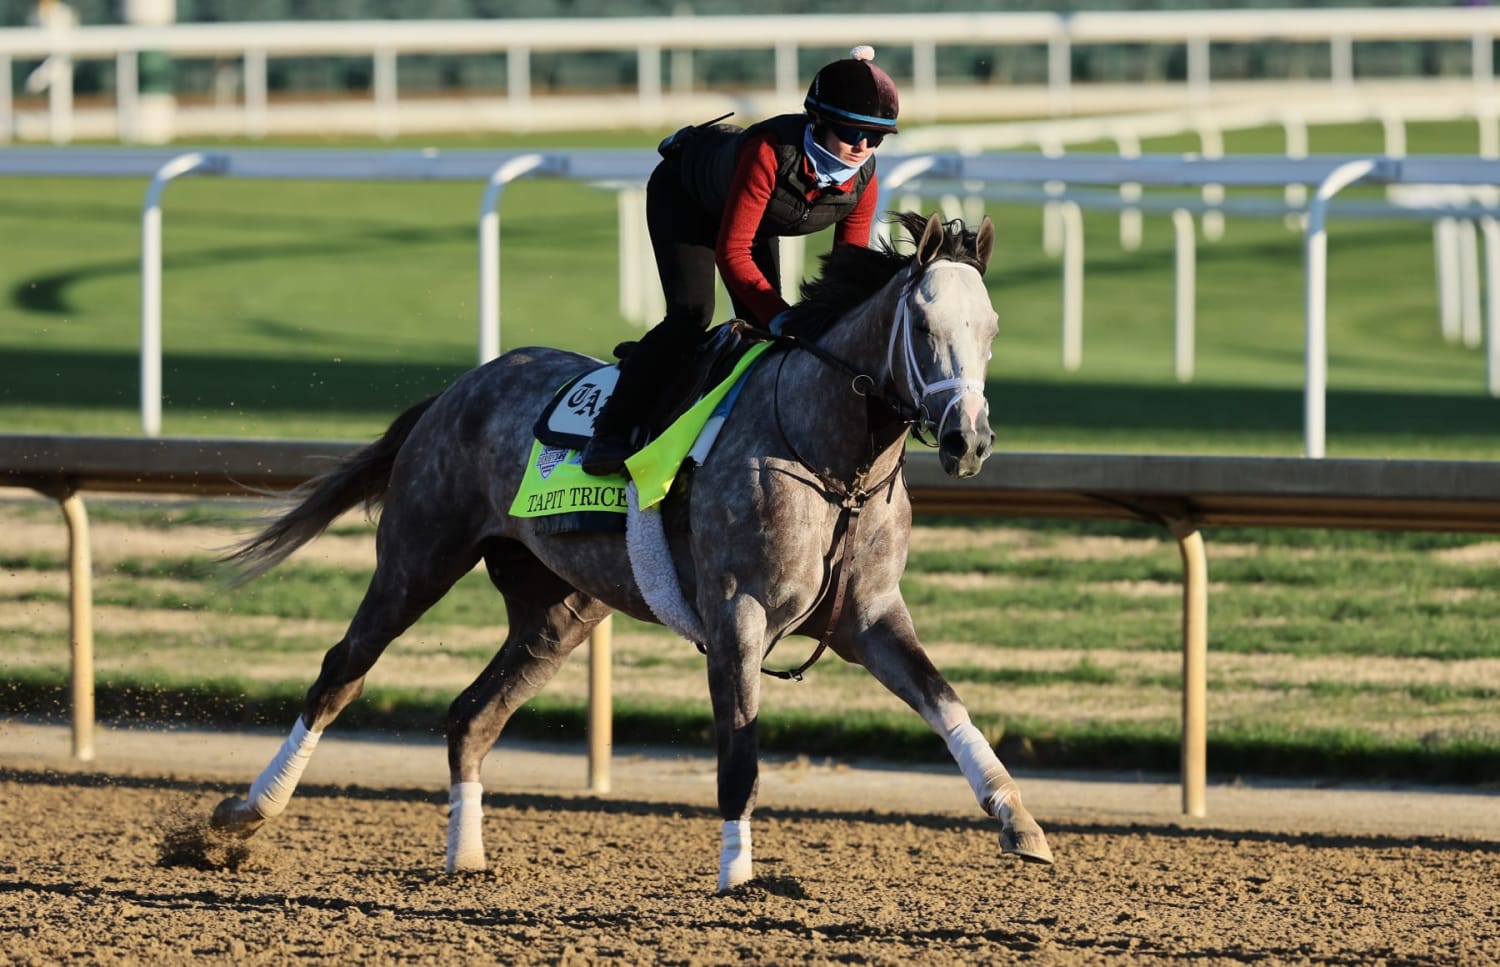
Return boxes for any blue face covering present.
[803,123,864,188]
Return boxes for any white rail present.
[5,9,1500,142]
[2,147,1498,454]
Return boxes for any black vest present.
[678,114,875,238]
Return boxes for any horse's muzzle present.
[939,417,993,479]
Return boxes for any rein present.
[763,356,906,680]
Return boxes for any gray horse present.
[211,211,1054,891]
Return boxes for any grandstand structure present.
[4,3,1500,142]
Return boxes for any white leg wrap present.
[446,782,487,874]
[247,717,321,819]
[717,819,753,892]
[944,721,1018,823]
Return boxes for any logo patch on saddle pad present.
[511,442,629,519]
[533,364,621,451]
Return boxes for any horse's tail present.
[221,395,439,584]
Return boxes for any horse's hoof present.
[1000,811,1055,865]
[211,796,266,838]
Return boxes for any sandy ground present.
[2,720,1497,964]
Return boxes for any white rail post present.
[638,44,663,129]
[1047,19,1072,116]
[670,47,693,98]
[1380,111,1407,159]
[1330,33,1354,93]
[774,41,799,105]
[140,152,223,437]
[1199,124,1225,242]
[115,50,138,143]
[1281,112,1309,220]
[1474,31,1495,96]
[507,45,532,129]
[779,234,805,305]
[478,153,559,364]
[618,187,645,324]
[373,47,398,142]
[1061,200,1084,371]
[913,41,938,123]
[1042,139,1066,257]
[46,21,75,144]
[1483,217,1500,397]
[244,48,268,140]
[0,53,10,143]
[1115,131,1143,251]
[1186,35,1210,106]
[1172,209,1197,383]
[1479,106,1500,160]
[1303,158,1382,459]
[1459,218,1484,349]
[1436,217,1463,343]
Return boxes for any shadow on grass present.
[4,347,1498,441]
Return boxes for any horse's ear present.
[915,212,945,266]
[974,216,995,275]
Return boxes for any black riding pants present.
[646,154,781,346]
[594,157,782,440]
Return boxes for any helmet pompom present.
[850,45,876,62]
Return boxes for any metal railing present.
[5,435,1498,811]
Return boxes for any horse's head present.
[891,212,998,478]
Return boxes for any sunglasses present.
[826,122,886,148]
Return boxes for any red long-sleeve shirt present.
[714,130,879,325]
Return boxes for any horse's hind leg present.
[445,547,612,873]
[212,518,483,838]
[847,604,1054,865]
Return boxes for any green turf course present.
[1,120,1497,456]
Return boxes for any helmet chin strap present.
[885,277,987,447]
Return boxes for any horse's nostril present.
[941,431,967,455]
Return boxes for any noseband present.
[885,277,988,446]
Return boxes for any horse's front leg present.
[849,598,1054,865]
[703,595,766,893]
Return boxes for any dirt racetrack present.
[3,723,1498,965]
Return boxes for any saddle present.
[620,319,773,447]
[534,318,775,453]
[517,322,777,535]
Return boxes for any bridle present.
[884,273,988,447]
[768,259,984,448]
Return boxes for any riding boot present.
[580,322,698,476]
[578,359,647,475]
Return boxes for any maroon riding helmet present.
[804,45,900,135]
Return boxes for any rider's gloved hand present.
[768,309,794,335]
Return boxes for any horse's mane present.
[777,211,987,340]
